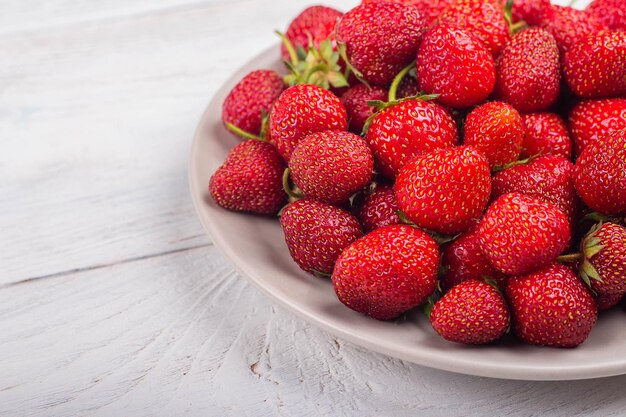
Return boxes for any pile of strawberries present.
[209,0,626,348]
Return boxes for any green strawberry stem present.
[492,153,540,172]
[557,253,583,263]
[502,0,528,35]
[225,123,265,141]
[336,39,370,88]
[282,168,305,200]
[275,30,299,65]
[388,62,416,102]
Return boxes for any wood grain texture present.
[2,0,625,415]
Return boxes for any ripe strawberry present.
[332,225,439,320]
[288,131,374,205]
[464,101,524,169]
[416,24,496,109]
[439,0,510,56]
[587,0,626,32]
[430,280,510,345]
[353,184,401,233]
[440,224,506,292]
[579,222,626,298]
[569,99,626,157]
[596,293,624,311]
[340,84,388,134]
[573,129,626,215]
[563,32,626,99]
[500,0,550,27]
[396,74,422,98]
[520,113,572,160]
[395,146,491,234]
[280,199,363,275]
[362,0,454,25]
[491,155,579,223]
[280,6,343,62]
[269,84,347,161]
[479,193,570,275]
[209,140,286,214]
[365,99,458,178]
[540,5,608,52]
[222,70,285,138]
[337,2,426,86]
[494,28,560,113]
[506,263,597,347]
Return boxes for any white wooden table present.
[2,0,626,415]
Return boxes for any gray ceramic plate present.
[189,40,626,381]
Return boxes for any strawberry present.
[340,84,388,134]
[362,0,454,25]
[563,32,626,99]
[463,101,524,169]
[337,2,426,86]
[573,129,626,215]
[494,28,561,113]
[540,5,608,53]
[501,0,550,27]
[430,279,510,345]
[520,113,572,160]
[332,225,439,320]
[269,84,347,161]
[353,184,401,233]
[596,293,624,311]
[365,99,459,178]
[440,224,506,292]
[280,6,343,62]
[396,74,422,98]
[569,98,626,157]
[222,70,285,138]
[587,0,626,32]
[579,222,626,298]
[439,0,510,56]
[395,146,491,234]
[506,263,597,347]
[491,155,579,223]
[416,24,496,109]
[209,140,286,214]
[479,193,571,275]
[288,130,374,205]
[280,199,363,275]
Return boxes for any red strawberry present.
[494,28,561,113]
[464,101,524,169]
[573,129,626,215]
[579,222,626,298]
[587,0,626,32]
[569,99,626,157]
[395,146,491,234]
[362,0,454,25]
[430,280,510,344]
[501,0,550,27]
[396,74,422,98]
[520,113,572,160]
[439,0,510,56]
[479,193,571,275]
[288,131,374,205]
[222,70,285,138]
[340,84,388,134]
[365,99,459,178]
[417,24,496,109]
[354,184,401,233]
[332,225,439,320]
[491,154,579,223]
[440,224,506,292]
[269,84,347,161]
[280,199,363,275]
[280,6,343,62]
[596,293,624,311]
[540,5,608,52]
[337,2,426,86]
[563,32,626,99]
[506,263,597,347]
[209,140,286,214]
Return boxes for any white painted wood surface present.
[2,0,626,415]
